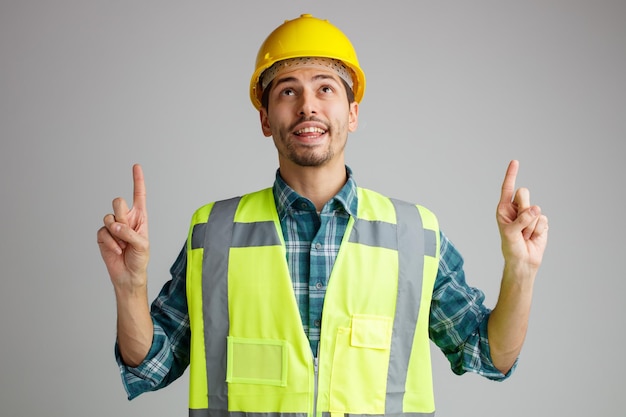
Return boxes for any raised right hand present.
[97,164,150,293]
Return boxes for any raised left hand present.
[496,160,549,274]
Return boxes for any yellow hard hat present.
[249,14,366,110]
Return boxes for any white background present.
[1,1,624,416]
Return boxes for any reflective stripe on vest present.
[186,188,439,417]
[189,412,435,417]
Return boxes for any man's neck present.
[278,161,348,211]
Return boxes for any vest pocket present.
[226,336,288,386]
[329,315,392,413]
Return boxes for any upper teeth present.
[296,127,325,134]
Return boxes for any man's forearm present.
[115,284,154,367]
[487,262,536,374]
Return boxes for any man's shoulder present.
[357,186,431,209]
[357,186,438,227]
[191,187,274,217]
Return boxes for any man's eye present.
[281,88,295,96]
[320,86,334,93]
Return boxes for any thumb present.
[514,206,541,240]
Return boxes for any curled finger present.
[103,212,127,250]
[97,225,123,255]
[530,214,549,240]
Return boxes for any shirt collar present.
[273,166,358,220]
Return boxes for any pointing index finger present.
[500,159,519,205]
[132,163,147,210]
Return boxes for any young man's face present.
[259,66,359,169]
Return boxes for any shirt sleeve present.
[114,244,191,400]
[429,231,517,381]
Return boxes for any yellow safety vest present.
[186,187,440,417]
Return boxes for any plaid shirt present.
[116,168,513,399]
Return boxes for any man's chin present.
[290,152,332,167]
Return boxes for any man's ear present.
[259,108,272,137]
[348,101,359,132]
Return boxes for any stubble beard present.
[282,139,334,167]
[275,118,347,168]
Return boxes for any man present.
[97,14,548,416]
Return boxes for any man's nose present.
[298,89,318,116]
